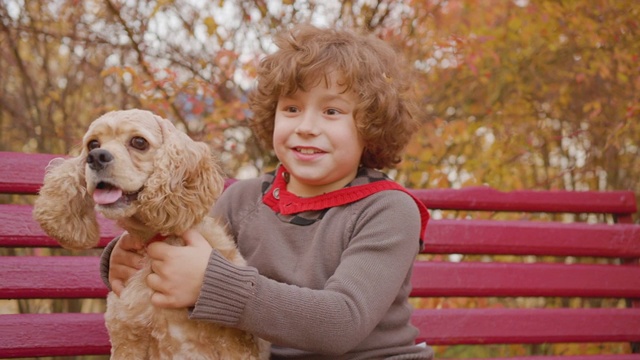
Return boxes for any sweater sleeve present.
[191,189,421,355]
[99,234,121,290]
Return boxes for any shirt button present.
[273,188,280,199]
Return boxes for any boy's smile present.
[294,147,324,155]
[273,73,365,198]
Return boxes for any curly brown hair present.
[249,24,419,169]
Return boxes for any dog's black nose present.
[87,149,114,171]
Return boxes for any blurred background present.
[1,0,639,357]
[1,0,638,197]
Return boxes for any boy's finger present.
[150,291,172,308]
[148,279,181,309]
[114,249,144,270]
[119,232,144,251]
[111,280,124,297]
[181,228,208,247]
[145,241,173,258]
[146,272,170,294]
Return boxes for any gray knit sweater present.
[101,168,434,359]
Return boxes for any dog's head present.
[34,109,224,249]
[83,109,225,235]
[82,110,163,220]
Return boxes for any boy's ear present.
[33,155,101,249]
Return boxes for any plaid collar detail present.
[261,165,429,247]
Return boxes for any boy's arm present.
[191,191,421,355]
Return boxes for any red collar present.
[147,233,168,245]
[262,166,429,246]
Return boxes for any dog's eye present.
[87,140,100,150]
[130,136,149,150]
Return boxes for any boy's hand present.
[145,229,212,309]
[109,232,145,296]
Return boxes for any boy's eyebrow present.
[322,93,350,102]
[279,92,354,104]
[323,92,357,105]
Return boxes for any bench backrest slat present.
[0,313,109,358]
[0,204,121,247]
[0,257,107,299]
[414,308,640,345]
[3,312,640,358]
[0,152,60,194]
[412,187,638,214]
[4,256,640,300]
[2,151,637,216]
[4,205,639,258]
[412,261,640,298]
[424,219,640,257]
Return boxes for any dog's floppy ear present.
[33,155,101,249]
[137,117,225,235]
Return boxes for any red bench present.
[1,150,639,359]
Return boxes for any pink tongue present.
[93,188,123,205]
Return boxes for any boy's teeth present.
[298,148,316,154]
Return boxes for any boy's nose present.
[295,112,320,136]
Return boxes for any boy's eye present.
[325,108,342,116]
[285,106,299,113]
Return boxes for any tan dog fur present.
[33,109,267,359]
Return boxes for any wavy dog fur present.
[33,109,267,359]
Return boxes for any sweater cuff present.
[190,250,258,326]
[99,235,121,290]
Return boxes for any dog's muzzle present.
[87,148,113,171]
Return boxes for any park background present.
[1,0,639,358]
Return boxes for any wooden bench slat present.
[7,309,637,356]
[0,256,108,298]
[424,219,640,257]
[465,356,640,360]
[4,256,640,300]
[414,308,640,345]
[412,187,638,214]
[0,204,122,247]
[2,151,637,215]
[0,152,60,194]
[4,204,639,259]
[2,309,639,358]
[0,313,110,358]
[411,261,640,298]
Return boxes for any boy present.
[103,24,433,359]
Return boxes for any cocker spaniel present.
[33,109,267,359]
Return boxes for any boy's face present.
[273,73,365,197]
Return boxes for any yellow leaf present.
[204,16,218,36]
